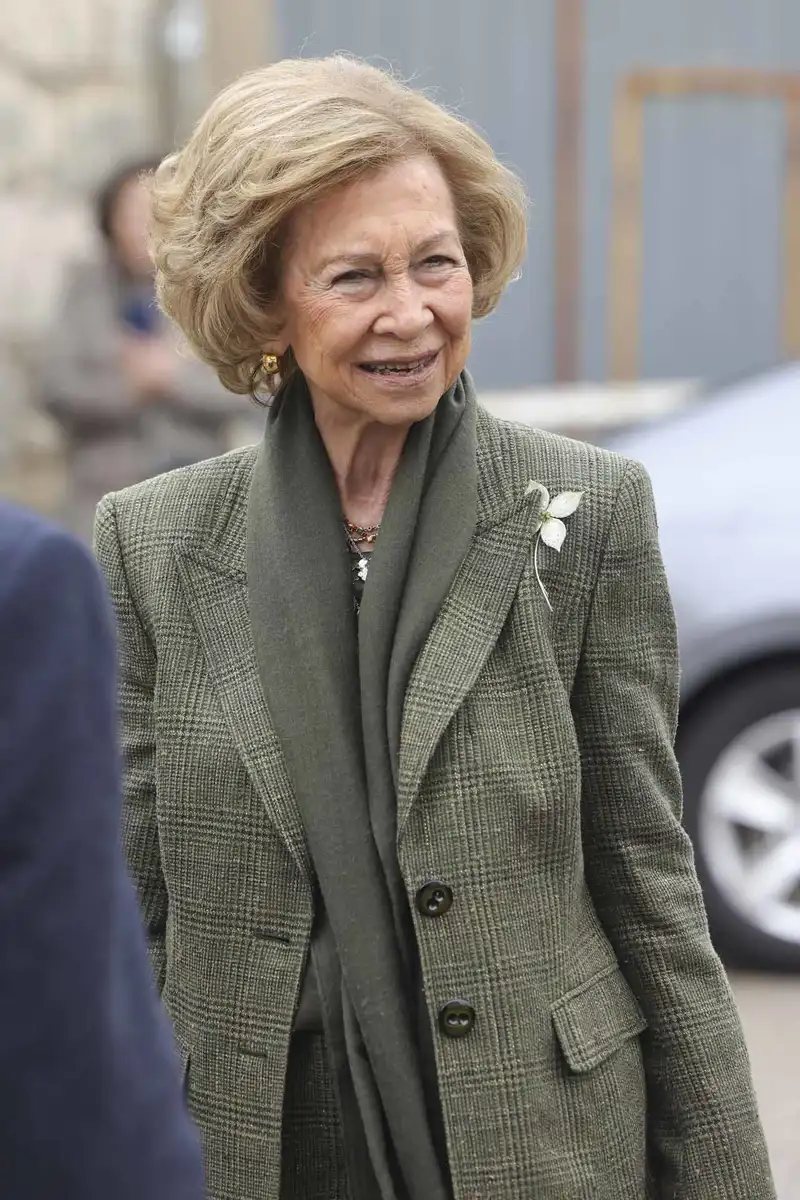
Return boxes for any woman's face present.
[109,177,154,279]
[276,155,473,427]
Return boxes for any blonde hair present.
[150,55,528,396]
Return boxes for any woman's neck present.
[311,396,410,528]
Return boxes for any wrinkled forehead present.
[284,155,461,273]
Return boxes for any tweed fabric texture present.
[279,1033,351,1200]
[94,406,775,1200]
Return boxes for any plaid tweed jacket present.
[94,407,775,1200]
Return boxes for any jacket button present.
[415,881,453,918]
[439,1000,475,1039]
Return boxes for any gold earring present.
[262,352,279,375]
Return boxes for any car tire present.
[677,663,800,972]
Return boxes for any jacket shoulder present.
[0,501,56,560]
[0,501,98,588]
[100,444,258,548]
[476,406,636,506]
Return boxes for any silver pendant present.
[357,557,370,582]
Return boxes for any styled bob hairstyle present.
[150,55,528,396]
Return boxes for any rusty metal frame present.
[609,69,800,381]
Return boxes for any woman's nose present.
[372,278,434,339]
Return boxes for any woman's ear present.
[268,313,291,357]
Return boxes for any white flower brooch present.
[525,482,583,612]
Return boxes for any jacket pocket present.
[551,962,647,1073]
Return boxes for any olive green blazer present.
[94,407,775,1200]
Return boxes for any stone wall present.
[0,0,160,512]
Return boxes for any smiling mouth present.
[358,350,439,377]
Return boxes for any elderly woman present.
[94,56,775,1200]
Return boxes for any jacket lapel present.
[170,409,549,871]
[396,412,548,839]
[173,469,313,886]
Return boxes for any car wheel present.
[677,663,800,971]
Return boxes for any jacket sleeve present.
[0,518,203,1200]
[571,460,775,1199]
[94,495,168,993]
[40,263,141,430]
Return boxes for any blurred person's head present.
[97,157,162,280]
[148,56,527,416]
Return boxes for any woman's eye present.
[334,269,372,285]
[423,255,455,268]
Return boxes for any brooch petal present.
[547,490,583,519]
[539,517,567,552]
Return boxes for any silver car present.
[607,365,800,970]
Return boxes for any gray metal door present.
[583,0,800,385]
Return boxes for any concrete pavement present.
[730,972,800,1199]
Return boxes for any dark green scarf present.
[246,371,477,1199]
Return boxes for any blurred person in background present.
[95,57,775,1200]
[40,157,252,540]
[0,501,205,1200]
